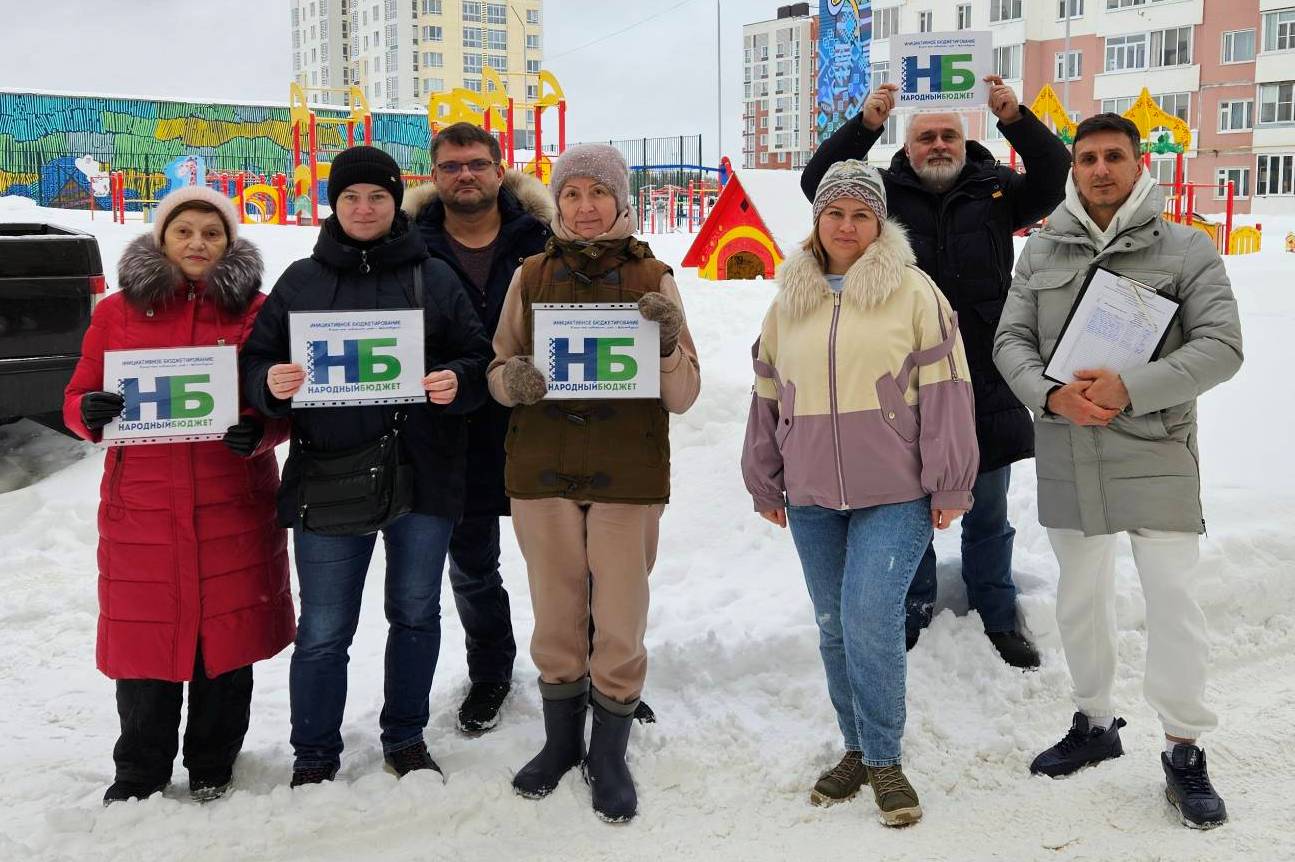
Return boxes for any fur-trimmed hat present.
[327,145,404,210]
[550,144,631,213]
[812,159,888,223]
[153,185,240,245]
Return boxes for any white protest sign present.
[894,31,992,111]
[289,310,426,408]
[102,346,239,445]
[533,303,659,400]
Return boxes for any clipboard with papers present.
[1043,265,1181,385]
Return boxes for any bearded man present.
[801,76,1072,666]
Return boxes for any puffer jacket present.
[63,235,294,682]
[742,221,979,513]
[993,184,1244,536]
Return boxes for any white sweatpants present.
[1048,528,1218,740]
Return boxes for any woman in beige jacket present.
[742,160,978,826]
[487,144,700,823]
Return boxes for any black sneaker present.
[1030,713,1126,777]
[102,780,167,807]
[384,741,443,778]
[633,700,657,724]
[457,681,511,735]
[987,630,1041,670]
[189,768,233,803]
[290,765,338,788]
[1163,745,1228,829]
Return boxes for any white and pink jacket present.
[742,221,979,513]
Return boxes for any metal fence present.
[578,134,708,198]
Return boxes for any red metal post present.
[274,173,287,225]
[1009,147,1017,170]
[1225,180,1235,254]
[364,114,372,144]
[309,114,319,224]
[558,100,567,154]
[534,104,543,167]
[506,98,516,168]
[235,174,247,224]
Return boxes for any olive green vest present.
[505,237,673,504]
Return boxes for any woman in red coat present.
[62,186,294,806]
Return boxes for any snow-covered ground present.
[1,185,1293,862]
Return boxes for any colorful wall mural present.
[0,90,433,210]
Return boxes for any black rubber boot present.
[583,693,637,823]
[513,678,589,799]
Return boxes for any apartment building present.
[740,0,1295,214]
[291,0,545,146]
[742,4,819,170]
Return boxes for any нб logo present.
[549,337,638,383]
[308,338,402,384]
[903,53,976,94]
[120,374,214,420]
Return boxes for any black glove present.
[80,391,125,431]
[222,417,264,458]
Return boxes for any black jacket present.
[801,107,1071,472]
[405,171,554,517]
[240,211,493,525]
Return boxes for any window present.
[918,11,932,32]
[526,58,540,73]
[310,25,316,40]
[1257,154,1295,195]
[1106,33,1147,71]
[292,7,299,26]
[423,51,443,67]
[385,24,397,45]
[985,109,1006,140]
[874,7,899,40]
[956,4,972,29]
[487,29,506,50]
[1058,0,1083,17]
[990,0,1022,23]
[878,117,899,146]
[526,34,540,50]
[1148,158,1176,185]
[486,54,506,71]
[463,27,482,48]
[993,44,1022,79]
[320,19,328,37]
[526,84,538,101]
[1055,50,1081,81]
[1100,96,1134,116]
[384,0,396,18]
[1151,27,1192,67]
[871,61,889,91]
[527,8,540,25]
[1219,100,1253,132]
[321,66,330,85]
[293,30,301,49]
[1222,29,1256,63]
[464,53,482,73]
[293,52,301,71]
[425,76,444,92]
[1216,168,1250,199]
[1263,9,1295,52]
[421,0,441,12]
[387,77,398,104]
[1259,82,1295,124]
[485,3,506,24]
[423,25,442,41]
[1106,0,1170,8]
[462,1,481,22]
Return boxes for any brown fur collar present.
[401,169,556,223]
[775,219,916,318]
[117,233,263,313]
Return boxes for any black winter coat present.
[240,211,493,525]
[801,107,1071,472]
[405,171,554,517]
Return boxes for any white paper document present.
[533,303,659,400]
[102,346,240,445]
[1044,267,1180,385]
[289,309,426,408]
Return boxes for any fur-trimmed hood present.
[117,234,264,314]
[402,169,556,224]
[775,219,916,318]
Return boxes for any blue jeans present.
[289,512,454,771]
[906,465,1018,634]
[447,514,517,684]
[787,498,932,766]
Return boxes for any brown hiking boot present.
[809,750,867,806]
[868,764,923,826]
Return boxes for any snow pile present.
[0,204,1292,861]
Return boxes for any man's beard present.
[914,156,965,194]
[443,184,496,215]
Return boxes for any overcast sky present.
[0,0,749,164]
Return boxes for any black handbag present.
[293,265,424,536]
[294,411,414,536]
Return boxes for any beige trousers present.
[511,498,663,704]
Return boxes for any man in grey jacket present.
[994,114,1242,830]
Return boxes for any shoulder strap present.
[412,264,424,308]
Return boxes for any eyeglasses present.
[435,159,499,175]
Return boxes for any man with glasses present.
[404,122,554,734]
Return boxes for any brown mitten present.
[638,292,683,356]
[501,356,547,405]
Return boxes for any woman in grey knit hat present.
[742,159,979,826]
[486,143,701,823]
